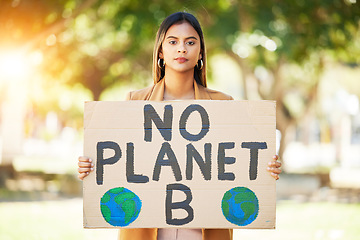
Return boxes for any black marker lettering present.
[186,143,211,180]
[218,142,235,181]
[179,104,209,141]
[242,142,267,180]
[166,183,194,225]
[96,141,121,185]
[144,104,173,142]
[153,142,182,181]
[126,142,149,183]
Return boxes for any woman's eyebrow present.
[166,36,198,40]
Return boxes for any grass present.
[0,198,118,240]
[0,199,359,240]
[234,201,360,240]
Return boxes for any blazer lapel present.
[194,81,211,100]
[148,78,165,101]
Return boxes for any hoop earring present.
[158,58,165,68]
[197,59,203,70]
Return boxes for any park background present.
[0,0,360,239]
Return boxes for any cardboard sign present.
[83,100,276,229]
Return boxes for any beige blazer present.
[126,78,233,101]
[119,78,233,240]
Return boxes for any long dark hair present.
[153,12,207,87]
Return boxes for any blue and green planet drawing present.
[100,186,259,227]
[221,187,259,226]
[100,187,142,227]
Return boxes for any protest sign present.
[83,100,276,229]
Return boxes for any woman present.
[78,12,282,240]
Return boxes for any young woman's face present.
[160,22,202,74]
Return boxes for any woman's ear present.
[199,52,202,60]
[159,52,163,59]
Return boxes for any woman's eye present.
[187,41,195,45]
[169,40,177,45]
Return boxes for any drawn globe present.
[100,187,142,227]
[221,187,259,226]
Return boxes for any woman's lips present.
[175,57,188,63]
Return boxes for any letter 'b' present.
[166,183,194,225]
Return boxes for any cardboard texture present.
[83,100,276,229]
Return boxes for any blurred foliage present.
[0,0,359,155]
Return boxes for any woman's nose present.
[177,44,187,53]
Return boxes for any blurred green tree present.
[1,0,359,158]
[201,0,360,157]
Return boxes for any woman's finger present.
[267,167,282,174]
[268,161,281,168]
[78,172,89,180]
[78,156,92,163]
[78,167,93,173]
[270,172,279,180]
[78,161,94,168]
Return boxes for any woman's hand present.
[267,155,282,180]
[78,156,94,180]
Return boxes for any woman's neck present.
[163,70,194,100]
